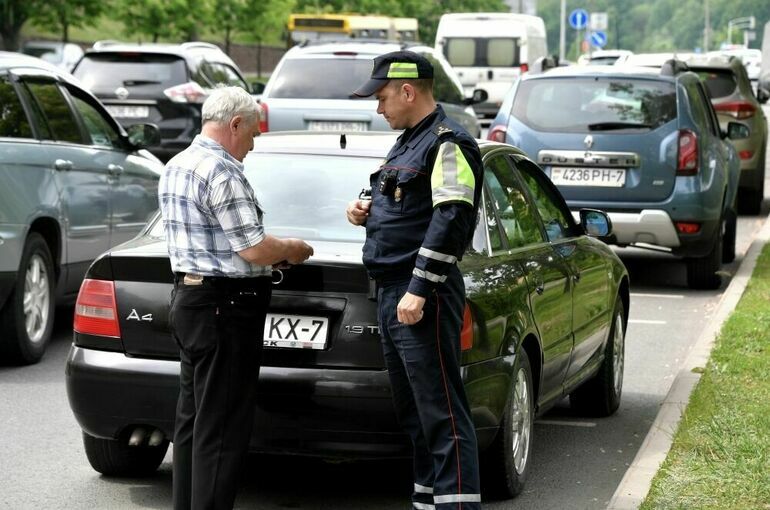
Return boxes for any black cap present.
[352,50,434,97]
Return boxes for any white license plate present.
[550,167,626,187]
[308,121,368,132]
[263,313,328,349]
[105,105,149,118]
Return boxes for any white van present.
[435,12,548,118]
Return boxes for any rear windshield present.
[692,69,737,99]
[443,38,520,68]
[269,58,374,100]
[73,53,187,90]
[512,77,677,133]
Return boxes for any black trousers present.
[377,267,481,510]
[169,276,271,510]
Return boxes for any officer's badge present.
[435,124,453,137]
[394,186,403,202]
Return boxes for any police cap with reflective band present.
[352,50,434,97]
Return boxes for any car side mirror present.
[464,88,488,106]
[725,121,750,140]
[251,81,265,95]
[579,208,612,237]
[126,123,161,149]
[757,86,770,104]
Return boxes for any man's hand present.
[397,292,426,325]
[286,239,313,265]
[346,199,371,226]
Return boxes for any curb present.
[607,213,770,510]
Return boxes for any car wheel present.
[0,233,55,365]
[722,209,736,264]
[739,151,765,215]
[82,431,169,476]
[482,346,534,498]
[569,296,625,417]
[686,219,722,290]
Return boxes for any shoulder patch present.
[433,123,454,138]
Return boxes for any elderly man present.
[159,86,313,510]
[347,51,483,510]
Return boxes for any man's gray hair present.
[201,86,259,125]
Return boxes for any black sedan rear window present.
[269,58,374,100]
[511,77,677,133]
[73,54,187,90]
[693,69,737,99]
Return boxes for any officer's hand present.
[346,199,370,226]
[286,239,314,265]
[397,292,426,325]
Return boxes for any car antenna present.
[340,133,347,149]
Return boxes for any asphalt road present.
[1,134,768,510]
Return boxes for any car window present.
[693,69,737,99]
[482,184,504,252]
[0,75,33,138]
[484,154,544,249]
[268,58,374,100]
[197,61,248,89]
[515,158,576,242]
[24,81,83,144]
[467,201,490,255]
[74,54,187,90]
[444,38,520,67]
[419,52,464,105]
[692,81,718,136]
[512,77,676,133]
[71,95,121,148]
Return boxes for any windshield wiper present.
[122,79,161,86]
[588,121,652,131]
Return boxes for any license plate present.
[550,167,626,187]
[308,121,368,132]
[104,105,149,118]
[263,313,328,349]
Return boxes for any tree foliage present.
[33,0,104,43]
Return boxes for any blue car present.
[488,61,742,289]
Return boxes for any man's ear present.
[402,83,416,102]
[230,115,242,133]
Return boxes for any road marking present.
[630,293,684,299]
[537,419,597,427]
[628,319,667,325]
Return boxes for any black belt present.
[174,272,273,290]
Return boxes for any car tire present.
[0,233,55,365]
[722,209,737,264]
[83,431,169,476]
[482,346,534,498]
[569,296,625,417]
[686,219,722,290]
[739,149,765,215]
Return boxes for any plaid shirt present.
[158,135,271,277]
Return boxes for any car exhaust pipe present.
[148,429,165,447]
[128,427,147,446]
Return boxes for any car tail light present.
[739,150,754,160]
[163,81,208,104]
[675,222,701,234]
[487,125,507,143]
[460,303,473,351]
[258,102,268,133]
[677,129,698,176]
[520,63,529,74]
[714,101,756,119]
[74,279,121,338]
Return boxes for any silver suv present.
[258,41,486,137]
[0,52,163,364]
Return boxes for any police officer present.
[346,51,483,510]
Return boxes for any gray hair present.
[201,86,259,125]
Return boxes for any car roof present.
[84,41,232,61]
[525,64,674,81]
[685,54,739,70]
[0,51,78,78]
[285,41,436,58]
[251,131,519,158]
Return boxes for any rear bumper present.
[65,346,409,458]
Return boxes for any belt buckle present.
[183,273,204,286]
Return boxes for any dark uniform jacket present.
[363,105,483,297]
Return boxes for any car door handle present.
[54,159,73,171]
[108,164,124,176]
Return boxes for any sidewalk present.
[607,211,770,509]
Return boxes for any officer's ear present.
[401,82,416,102]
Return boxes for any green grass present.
[640,245,770,510]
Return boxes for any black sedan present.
[66,132,630,499]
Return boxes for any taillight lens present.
[675,222,701,234]
[714,101,756,119]
[460,303,473,351]
[73,279,121,338]
[258,102,268,133]
[487,125,507,143]
[677,129,698,176]
[520,63,529,74]
[163,81,208,104]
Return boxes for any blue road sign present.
[569,9,589,30]
[590,30,608,48]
